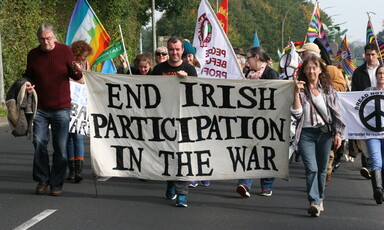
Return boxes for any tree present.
[156,4,200,42]
[376,19,384,41]
[0,0,58,92]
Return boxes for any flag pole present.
[367,12,384,64]
[119,24,132,75]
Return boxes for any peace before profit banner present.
[84,72,294,181]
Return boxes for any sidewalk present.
[0,117,7,127]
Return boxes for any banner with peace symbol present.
[338,91,384,139]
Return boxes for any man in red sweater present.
[24,24,82,196]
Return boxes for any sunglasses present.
[156,52,168,56]
[246,55,255,60]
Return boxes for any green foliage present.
[156,0,199,18]
[156,0,200,42]
[0,0,59,92]
[90,0,151,57]
[0,108,7,118]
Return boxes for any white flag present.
[193,0,243,80]
[338,91,384,139]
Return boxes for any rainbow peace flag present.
[366,19,384,60]
[366,20,375,44]
[306,6,321,39]
[378,40,384,60]
[306,2,333,56]
[66,0,111,67]
[336,35,355,75]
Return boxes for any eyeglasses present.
[156,52,168,56]
[39,36,54,41]
[246,55,255,60]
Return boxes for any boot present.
[66,160,75,181]
[382,171,384,202]
[370,170,383,204]
[74,159,84,183]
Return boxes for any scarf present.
[246,62,267,79]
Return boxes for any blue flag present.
[277,49,282,58]
[253,32,260,46]
[101,59,117,74]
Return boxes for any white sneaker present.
[236,184,250,198]
[307,204,320,217]
[319,200,324,212]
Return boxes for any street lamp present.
[281,0,309,50]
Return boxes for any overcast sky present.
[318,0,384,43]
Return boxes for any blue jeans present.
[67,133,84,160]
[366,138,384,171]
[298,128,332,205]
[237,178,275,191]
[33,109,70,190]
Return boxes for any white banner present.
[69,82,89,135]
[84,72,294,181]
[193,0,243,80]
[338,91,384,139]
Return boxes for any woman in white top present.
[292,55,344,217]
[365,65,384,204]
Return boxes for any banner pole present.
[119,24,133,75]
[367,12,384,64]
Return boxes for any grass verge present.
[0,108,7,118]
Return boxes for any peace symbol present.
[341,51,348,59]
[359,95,384,132]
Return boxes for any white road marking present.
[13,209,57,230]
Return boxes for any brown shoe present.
[325,174,331,186]
[35,182,48,195]
[50,189,62,196]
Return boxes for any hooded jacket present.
[6,78,38,137]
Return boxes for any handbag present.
[305,87,332,134]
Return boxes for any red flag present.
[282,40,304,54]
[216,0,228,34]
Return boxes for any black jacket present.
[351,62,371,91]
